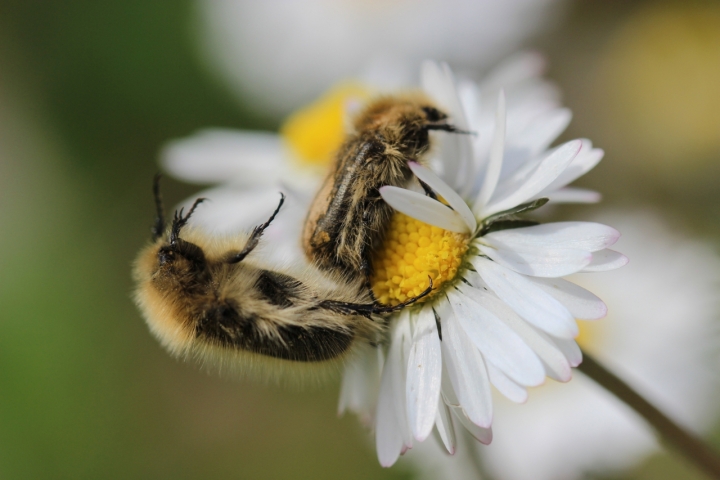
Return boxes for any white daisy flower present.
[356,61,626,466]
[196,0,564,117]
[161,57,625,467]
[400,211,720,480]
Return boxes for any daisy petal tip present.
[605,226,622,247]
[594,300,609,320]
[568,138,583,155]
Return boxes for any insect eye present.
[421,106,446,123]
[158,247,175,266]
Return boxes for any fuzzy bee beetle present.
[133,177,430,377]
[302,93,468,285]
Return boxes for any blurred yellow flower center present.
[371,212,470,305]
[280,83,370,166]
[574,319,604,351]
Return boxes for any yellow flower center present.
[574,319,605,352]
[280,83,370,167]
[371,212,470,305]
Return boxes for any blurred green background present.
[0,0,718,478]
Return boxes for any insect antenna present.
[151,174,166,241]
[169,197,206,246]
[226,193,285,264]
[424,123,476,136]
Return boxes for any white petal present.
[487,363,528,403]
[434,399,457,455]
[161,129,284,184]
[484,222,621,252]
[477,242,592,278]
[472,256,578,338]
[541,146,604,193]
[406,307,442,441]
[338,344,382,424]
[437,299,493,427]
[543,187,601,204]
[480,51,547,91]
[394,316,415,448]
[457,80,485,198]
[421,61,470,188]
[440,357,460,407]
[581,249,629,272]
[446,288,545,386]
[482,139,582,217]
[380,186,470,234]
[376,365,404,467]
[409,162,476,232]
[376,318,412,467]
[449,406,493,445]
[514,108,572,156]
[475,90,506,210]
[550,336,583,369]
[458,279,573,383]
[528,277,607,320]
[421,61,468,128]
[176,186,290,234]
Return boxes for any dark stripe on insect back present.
[314,138,384,241]
[194,301,354,362]
[254,270,304,308]
[310,138,386,274]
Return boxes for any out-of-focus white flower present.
[401,430,486,480]
[161,83,371,262]
[359,60,624,467]
[469,211,720,480]
[196,0,563,117]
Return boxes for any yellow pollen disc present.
[280,83,370,167]
[371,212,470,306]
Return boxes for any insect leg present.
[170,197,206,246]
[226,193,285,264]
[319,277,433,316]
[359,257,379,303]
[417,178,439,201]
[151,174,165,241]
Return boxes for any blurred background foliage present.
[0,0,718,478]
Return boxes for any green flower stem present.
[578,350,720,479]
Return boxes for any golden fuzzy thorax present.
[133,227,383,382]
[302,93,448,280]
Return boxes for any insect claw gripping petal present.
[370,276,433,314]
